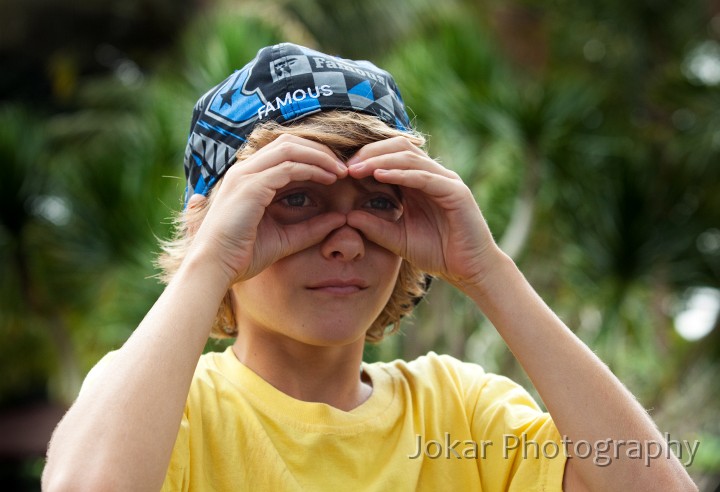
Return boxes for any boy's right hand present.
[184,134,348,287]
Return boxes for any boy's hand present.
[346,137,499,290]
[186,134,348,287]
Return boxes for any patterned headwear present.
[183,42,412,202]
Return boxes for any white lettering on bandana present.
[257,84,334,119]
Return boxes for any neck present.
[232,328,371,412]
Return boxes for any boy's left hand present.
[346,137,499,290]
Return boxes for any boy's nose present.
[320,225,365,261]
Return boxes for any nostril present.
[321,225,365,261]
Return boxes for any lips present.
[306,278,369,294]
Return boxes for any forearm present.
[461,247,696,491]
[43,255,230,491]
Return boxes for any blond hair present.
[157,111,428,343]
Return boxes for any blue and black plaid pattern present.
[184,43,412,202]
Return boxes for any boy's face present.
[230,176,403,346]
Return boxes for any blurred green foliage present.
[1,0,719,488]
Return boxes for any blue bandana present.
[183,42,412,201]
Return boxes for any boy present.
[43,43,696,491]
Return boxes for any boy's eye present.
[270,190,318,225]
[281,193,312,208]
[366,196,397,211]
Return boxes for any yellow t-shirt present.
[160,348,566,491]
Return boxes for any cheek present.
[374,250,403,294]
[230,264,292,320]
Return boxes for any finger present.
[348,152,458,181]
[372,169,464,201]
[264,134,342,161]
[257,161,340,193]
[347,138,457,180]
[206,160,342,232]
[235,135,347,177]
[346,136,424,164]
[276,212,347,258]
[346,210,404,256]
[220,161,339,212]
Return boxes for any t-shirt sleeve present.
[471,372,566,491]
[438,355,566,491]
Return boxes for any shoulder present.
[186,348,237,390]
[371,351,504,390]
[367,352,543,414]
[375,351,486,385]
[366,352,491,403]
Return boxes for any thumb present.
[346,210,404,255]
[279,212,347,257]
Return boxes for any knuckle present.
[399,136,418,151]
[401,149,415,159]
[275,140,296,154]
[420,170,433,182]
[278,159,296,171]
[274,133,295,144]
[223,165,244,182]
[282,160,307,175]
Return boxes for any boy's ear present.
[184,194,208,237]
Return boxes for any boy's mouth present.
[307,278,369,294]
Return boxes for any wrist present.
[182,235,238,289]
[178,246,236,295]
[454,246,519,304]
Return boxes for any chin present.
[290,318,373,347]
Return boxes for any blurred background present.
[1,0,719,489]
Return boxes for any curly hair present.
[157,110,429,343]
